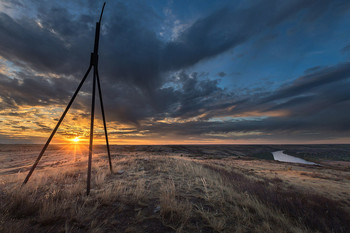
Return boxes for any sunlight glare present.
[72,137,80,143]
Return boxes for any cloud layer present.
[0,0,350,143]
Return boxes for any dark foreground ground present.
[0,144,349,232]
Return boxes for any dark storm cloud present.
[164,71,239,120]
[141,63,350,138]
[217,72,226,77]
[0,0,349,141]
[0,71,79,108]
[161,0,328,71]
[0,12,87,76]
[0,1,329,106]
[0,1,163,124]
[262,63,350,104]
[235,63,350,121]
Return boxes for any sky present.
[0,0,350,144]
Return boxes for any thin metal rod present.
[87,66,97,195]
[22,65,92,185]
[93,23,101,58]
[99,2,106,23]
[96,67,113,173]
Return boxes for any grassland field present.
[0,144,349,233]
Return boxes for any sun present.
[72,137,80,143]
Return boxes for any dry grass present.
[0,146,349,232]
[200,160,350,233]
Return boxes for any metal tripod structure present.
[22,2,112,195]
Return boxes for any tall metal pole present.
[87,66,97,195]
[96,67,113,172]
[86,2,106,194]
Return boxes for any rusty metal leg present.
[22,65,93,186]
[96,67,113,173]
[87,66,97,195]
